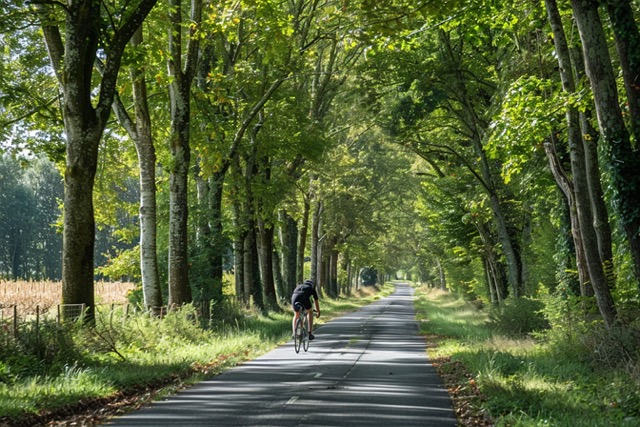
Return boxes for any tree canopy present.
[1,0,640,330]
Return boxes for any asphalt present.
[105,282,457,426]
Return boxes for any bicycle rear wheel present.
[294,316,303,353]
[302,314,310,352]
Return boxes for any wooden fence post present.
[36,305,40,344]
[12,305,17,339]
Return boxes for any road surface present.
[106,282,457,426]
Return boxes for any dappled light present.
[105,284,456,426]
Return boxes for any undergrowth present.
[414,285,640,427]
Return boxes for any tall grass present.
[414,285,640,426]
[0,280,135,315]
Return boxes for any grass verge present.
[0,283,391,426]
[414,285,640,427]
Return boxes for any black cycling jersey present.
[291,283,318,311]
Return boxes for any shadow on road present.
[105,283,456,426]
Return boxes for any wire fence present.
[0,296,240,340]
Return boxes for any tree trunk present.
[327,238,339,298]
[110,26,162,311]
[319,254,328,296]
[483,258,498,304]
[258,218,277,309]
[439,30,524,298]
[436,258,446,291]
[297,187,311,283]
[244,225,263,310]
[310,200,322,284]
[570,44,616,293]
[233,230,246,305]
[479,147,523,298]
[346,260,352,295]
[603,2,640,281]
[568,0,621,327]
[231,159,246,304]
[167,114,192,306]
[208,171,226,301]
[273,247,285,302]
[166,0,202,306]
[129,28,162,312]
[545,0,595,297]
[279,210,298,296]
[62,125,100,321]
[475,221,508,301]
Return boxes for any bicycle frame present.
[293,303,310,353]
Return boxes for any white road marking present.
[286,396,299,405]
[314,373,322,378]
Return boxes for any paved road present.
[105,283,457,426]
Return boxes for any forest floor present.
[430,353,494,426]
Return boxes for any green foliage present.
[359,267,378,286]
[415,285,640,426]
[489,297,549,337]
[96,246,141,281]
[487,76,563,181]
[579,324,640,378]
[0,319,83,383]
[537,285,601,344]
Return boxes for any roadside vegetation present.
[415,285,640,427]
[0,283,391,426]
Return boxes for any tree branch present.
[184,0,203,82]
[96,0,158,124]
[222,75,289,175]
[37,4,64,84]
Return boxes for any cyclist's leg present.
[291,298,303,336]
[300,299,313,338]
[292,310,300,337]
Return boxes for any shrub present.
[489,297,549,337]
[581,324,640,381]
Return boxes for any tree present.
[544,0,615,323]
[602,0,640,286]
[165,0,202,306]
[570,0,640,299]
[38,0,158,319]
[110,25,163,311]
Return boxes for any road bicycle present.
[293,303,314,353]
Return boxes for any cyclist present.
[291,279,321,340]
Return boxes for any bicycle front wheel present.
[294,316,303,353]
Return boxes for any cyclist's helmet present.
[303,279,315,288]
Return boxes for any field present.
[0,280,135,317]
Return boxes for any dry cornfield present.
[0,280,135,317]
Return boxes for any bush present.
[489,297,549,337]
[581,324,640,381]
